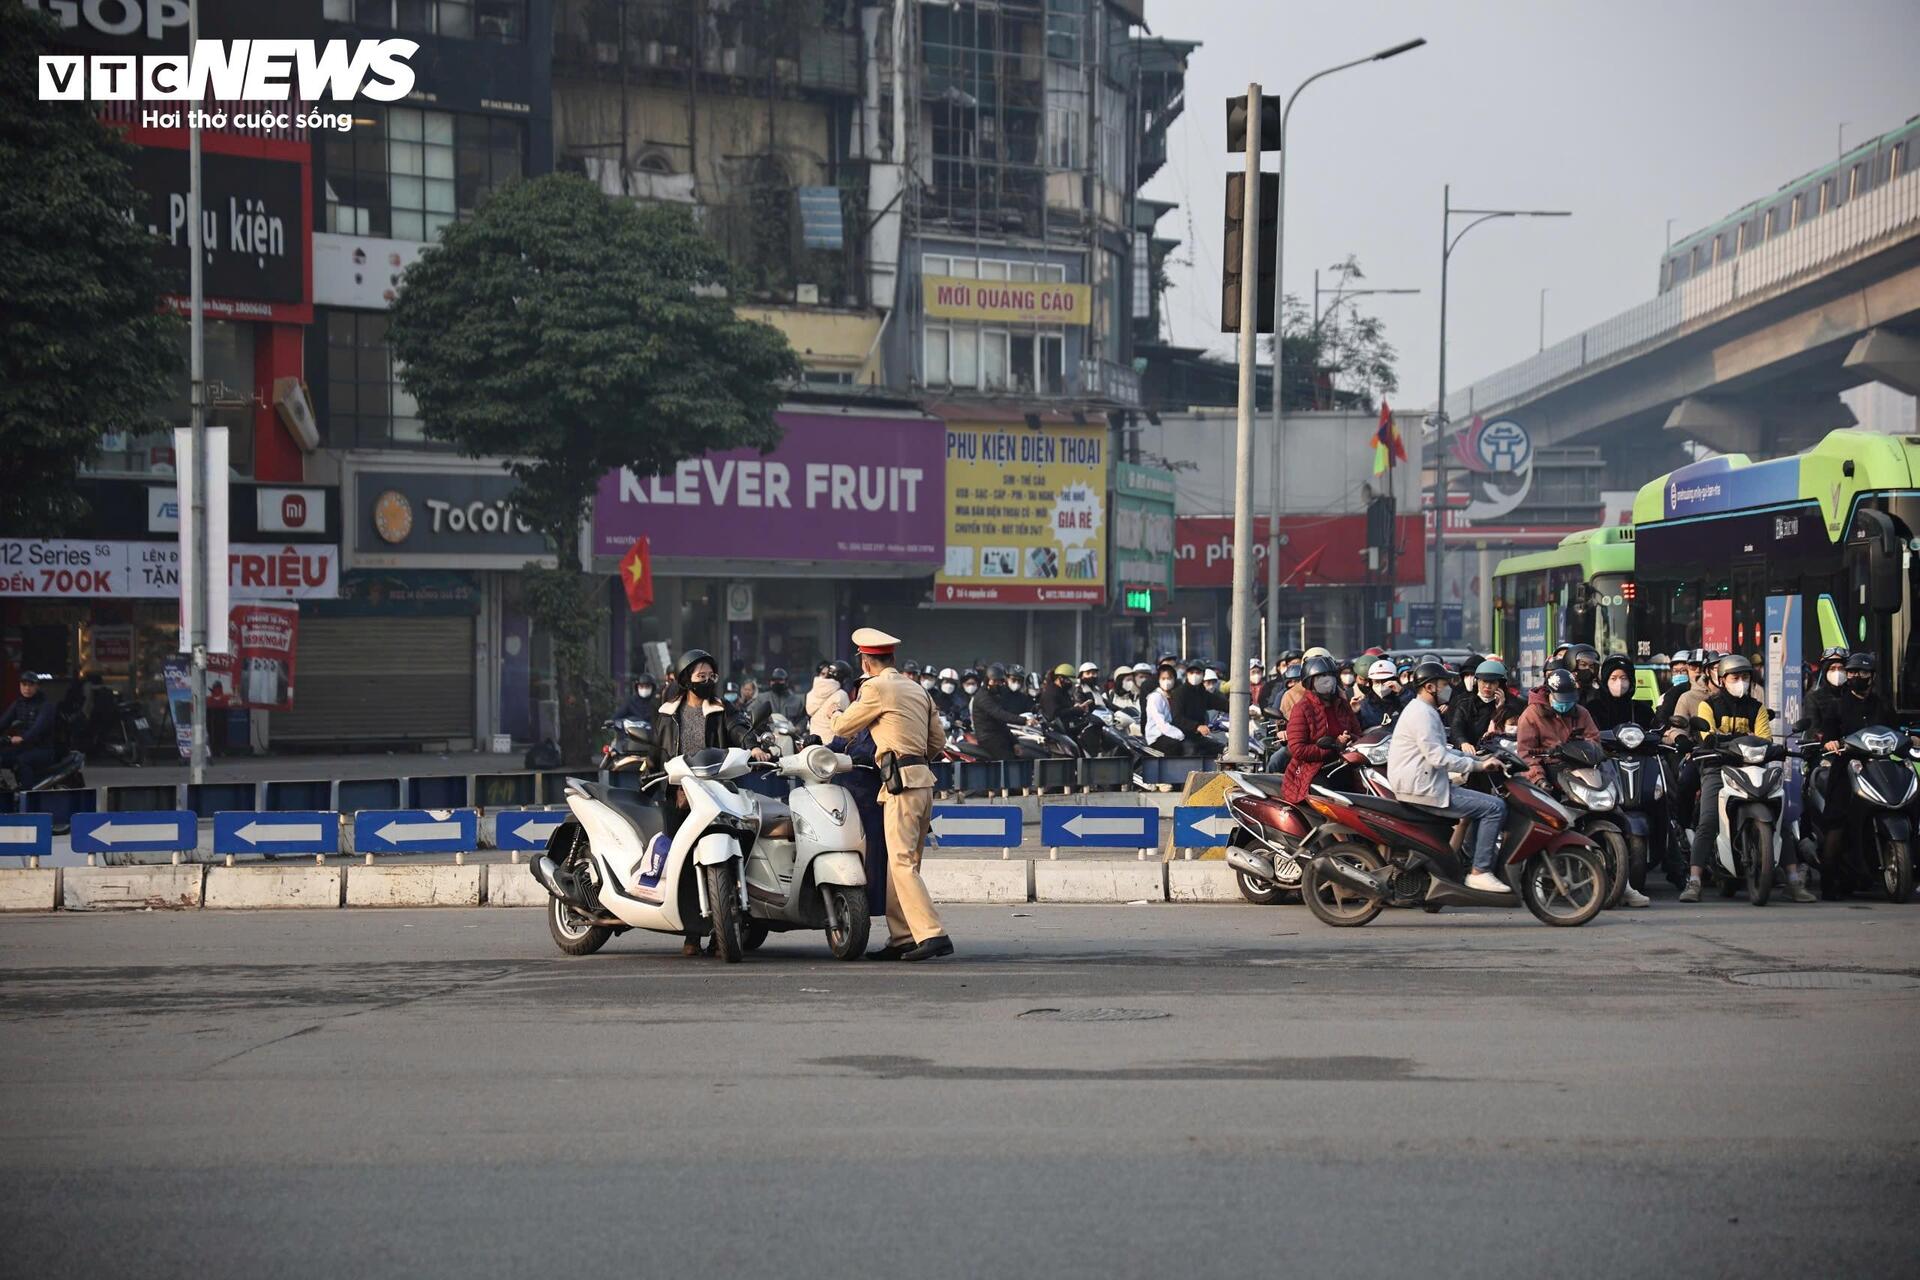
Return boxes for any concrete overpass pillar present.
[1843,327,1920,397]
[1664,394,1857,458]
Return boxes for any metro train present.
[1660,113,1919,293]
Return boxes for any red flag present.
[1372,400,1406,475]
[619,537,654,613]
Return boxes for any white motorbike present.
[532,743,870,961]
[1686,719,1790,905]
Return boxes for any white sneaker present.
[1618,884,1651,908]
[1466,870,1512,894]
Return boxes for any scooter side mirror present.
[1691,716,1714,734]
[1792,717,1812,733]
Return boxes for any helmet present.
[1650,653,1671,667]
[1367,658,1397,682]
[1053,663,1074,678]
[1568,643,1601,669]
[1544,668,1579,699]
[826,659,853,685]
[1282,663,1303,683]
[1280,649,1303,664]
[1600,654,1633,679]
[939,667,959,681]
[1844,652,1877,674]
[1715,654,1754,681]
[769,666,789,682]
[1132,662,1154,675]
[1204,668,1220,682]
[1410,660,1454,688]
[1301,655,1337,680]
[1395,658,1416,678]
[902,660,920,677]
[1819,646,1849,668]
[986,663,1008,682]
[1008,664,1026,679]
[1474,658,1508,680]
[676,649,717,683]
[1112,665,1131,680]
[1336,658,1355,674]
[1302,646,1331,661]
[1551,642,1571,658]
[1078,662,1099,676]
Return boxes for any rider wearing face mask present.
[615,673,659,723]
[1802,648,1858,752]
[654,650,763,955]
[1585,655,1652,731]
[1679,654,1814,902]
[1386,662,1511,895]
[1355,658,1401,731]
[1282,656,1361,805]
[1449,657,1515,746]
[1146,661,1216,756]
[968,663,1021,761]
[1515,668,1601,784]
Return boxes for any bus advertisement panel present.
[1518,607,1548,691]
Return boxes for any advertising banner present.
[0,541,337,600]
[592,412,944,564]
[353,470,550,567]
[129,145,312,323]
[1173,515,1426,588]
[1765,593,1805,815]
[1518,606,1549,691]
[1700,599,1733,652]
[231,604,299,712]
[935,421,1107,606]
[1660,455,1799,520]
[922,275,1092,326]
[1111,462,1176,609]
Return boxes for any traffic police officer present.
[829,627,954,961]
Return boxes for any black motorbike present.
[0,750,89,832]
[1539,738,1633,909]
[598,716,658,785]
[1797,724,1917,902]
[1598,722,1685,890]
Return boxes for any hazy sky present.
[1144,0,1919,408]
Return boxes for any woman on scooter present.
[1282,656,1360,805]
[653,649,764,956]
[1585,655,1653,730]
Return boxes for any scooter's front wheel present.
[548,895,611,956]
[1518,844,1607,926]
[1880,837,1912,903]
[822,885,871,960]
[704,863,747,963]
[1744,823,1774,906]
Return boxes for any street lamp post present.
[1312,271,1421,336]
[1262,38,1426,673]
[1430,188,1570,643]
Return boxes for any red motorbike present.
[1224,727,1396,903]
[1297,743,1609,928]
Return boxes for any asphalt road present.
[2,901,1917,1280]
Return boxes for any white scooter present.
[532,743,870,961]
[1686,717,1790,905]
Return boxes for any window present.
[1790,192,1805,229]
[1735,221,1747,254]
[1045,0,1081,60]
[1763,207,1776,240]
[924,328,951,387]
[1892,142,1906,180]
[1047,107,1082,168]
[325,311,425,447]
[331,1,525,42]
[325,107,523,241]
[1818,179,1830,216]
[981,329,1011,389]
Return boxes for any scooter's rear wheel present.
[548,895,611,956]
[1301,843,1386,928]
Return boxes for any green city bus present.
[1490,525,1646,696]
[1628,429,1920,724]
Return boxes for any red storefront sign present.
[1174,515,1426,589]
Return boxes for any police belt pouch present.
[877,751,929,795]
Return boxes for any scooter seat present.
[1234,773,1288,798]
[578,780,665,843]
[1340,792,1456,829]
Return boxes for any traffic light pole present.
[1226,83,1263,766]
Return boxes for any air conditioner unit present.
[795,283,820,305]
[593,42,618,64]
[272,377,320,454]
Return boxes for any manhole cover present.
[1017,1007,1171,1022]
[1727,970,1920,991]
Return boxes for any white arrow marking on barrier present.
[91,821,186,845]
[1062,813,1150,838]
[509,818,564,843]
[1186,814,1236,838]
[376,819,462,843]
[0,826,43,845]
[931,815,1010,838]
[236,820,324,844]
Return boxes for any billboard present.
[1111,462,1176,611]
[921,275,1091,326]
[1173,515,1426,588]
[934,421,1107,606]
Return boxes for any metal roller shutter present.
[273,616,475,746]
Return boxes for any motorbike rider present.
[1076,662,1107,711]
[746,666,806,731]
[1108,665,1140,717]
[806,659,853,741]
[1337,657,1358,698]
[1656,649,1694,725]
[614,672,659,725]
[1673,649,1718,729]
[1586,655,1653,730]
[653,650,765,956]
[1001,665,1035,716]
[1565,643,1603,700]
[1386,661,1511,895]
[0,672,58,790]
[1450,657,1517,746]
[1282,656,1361,806]
[1144,662,1200,756]
[1355,658,1401,730]
[1516,669,1602,783]
[1040,663,1080,727]
[1678,653,1815,903]
[1805,651,1898,881]
[969,664,1023,761]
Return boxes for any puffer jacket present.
[805,675,849,741]
[1283,691,1361,804]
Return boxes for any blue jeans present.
[1416,786,1508,872]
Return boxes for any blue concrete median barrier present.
[1141,756,1213,788]
[262,779,334,812]
[103,782,180,812]
[71,810,196,856]
[927,805,1022,849]
[1173,806,1235,847]
[1003,759,1034,792]
[335,777,402,813]
[352,808,478,854]
[0,814,53,859]
[17,786,95,828]
[955,760,1004,794]
[212,811,338,858]
[472,772,538,809]
[186,781,259,821]
[405,775,472,810]
[1040,805,1159,851]
[1031,757,1076,791]
[494,809,569,852]
[1078,757,1132,790]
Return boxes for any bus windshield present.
[1589,574,1633,659]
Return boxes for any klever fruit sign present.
[934,416,1106,606]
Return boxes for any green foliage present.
[0,3,179,534]
[1265,255,1401,412]
[387,172,800,564]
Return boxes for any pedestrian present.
[0,671,58,790]
[829,627,953,962]
[807,659,852,741]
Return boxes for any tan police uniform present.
[829,630,947,947]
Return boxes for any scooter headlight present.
[1567,779,1616,811]
[1859,730,1899,757]
[800,744,843,783]
[1736,742,1769,766]
[1615,724,1646,750]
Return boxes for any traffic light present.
[1226,94,1282,153]
[1221,170,1277,333]
[1121,585,1160,614]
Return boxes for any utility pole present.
[187,0,208,785]
[1226,83,1263,764]
[1538,287,1548,352]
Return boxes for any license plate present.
[133,718,149,730]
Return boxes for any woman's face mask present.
[1340,672,1356,687]
[921,677,936,690]
[635,685,653,700]
[1608,676,1631,698]
[1671,672,1689,687]
[962,682,978,695]
[1186,673,1203,686]
[1549,696,1577,714]
[1478,683,1499,703]
[1723,677,1751,699]
[1312,675,1337,696]
[1159,676,1176,691]
[1825,668,1846,688]
[940,680,956,694]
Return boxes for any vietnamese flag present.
[619,537,654,613]
[1372,400,1406,476]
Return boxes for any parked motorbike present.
[598,716,657,782]
[1798,724,1917,902]
[1680,714,1791,906]
[533,743,870,962]
[67,686,151,766]
[1299,742,1609,928]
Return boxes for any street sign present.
[71,810,196,854]
[352,809,478,854]
[1040,805,1159,849]
[495,809,569,852]
[928,805,1022,848]
[1173,806,1235,847]
[0,814,52,858]
[212,811,338,857]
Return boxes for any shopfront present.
[590,405,945,681]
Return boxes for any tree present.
[0,3,179,535]
[388,173,800,761]
[1264,255,1400,413]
